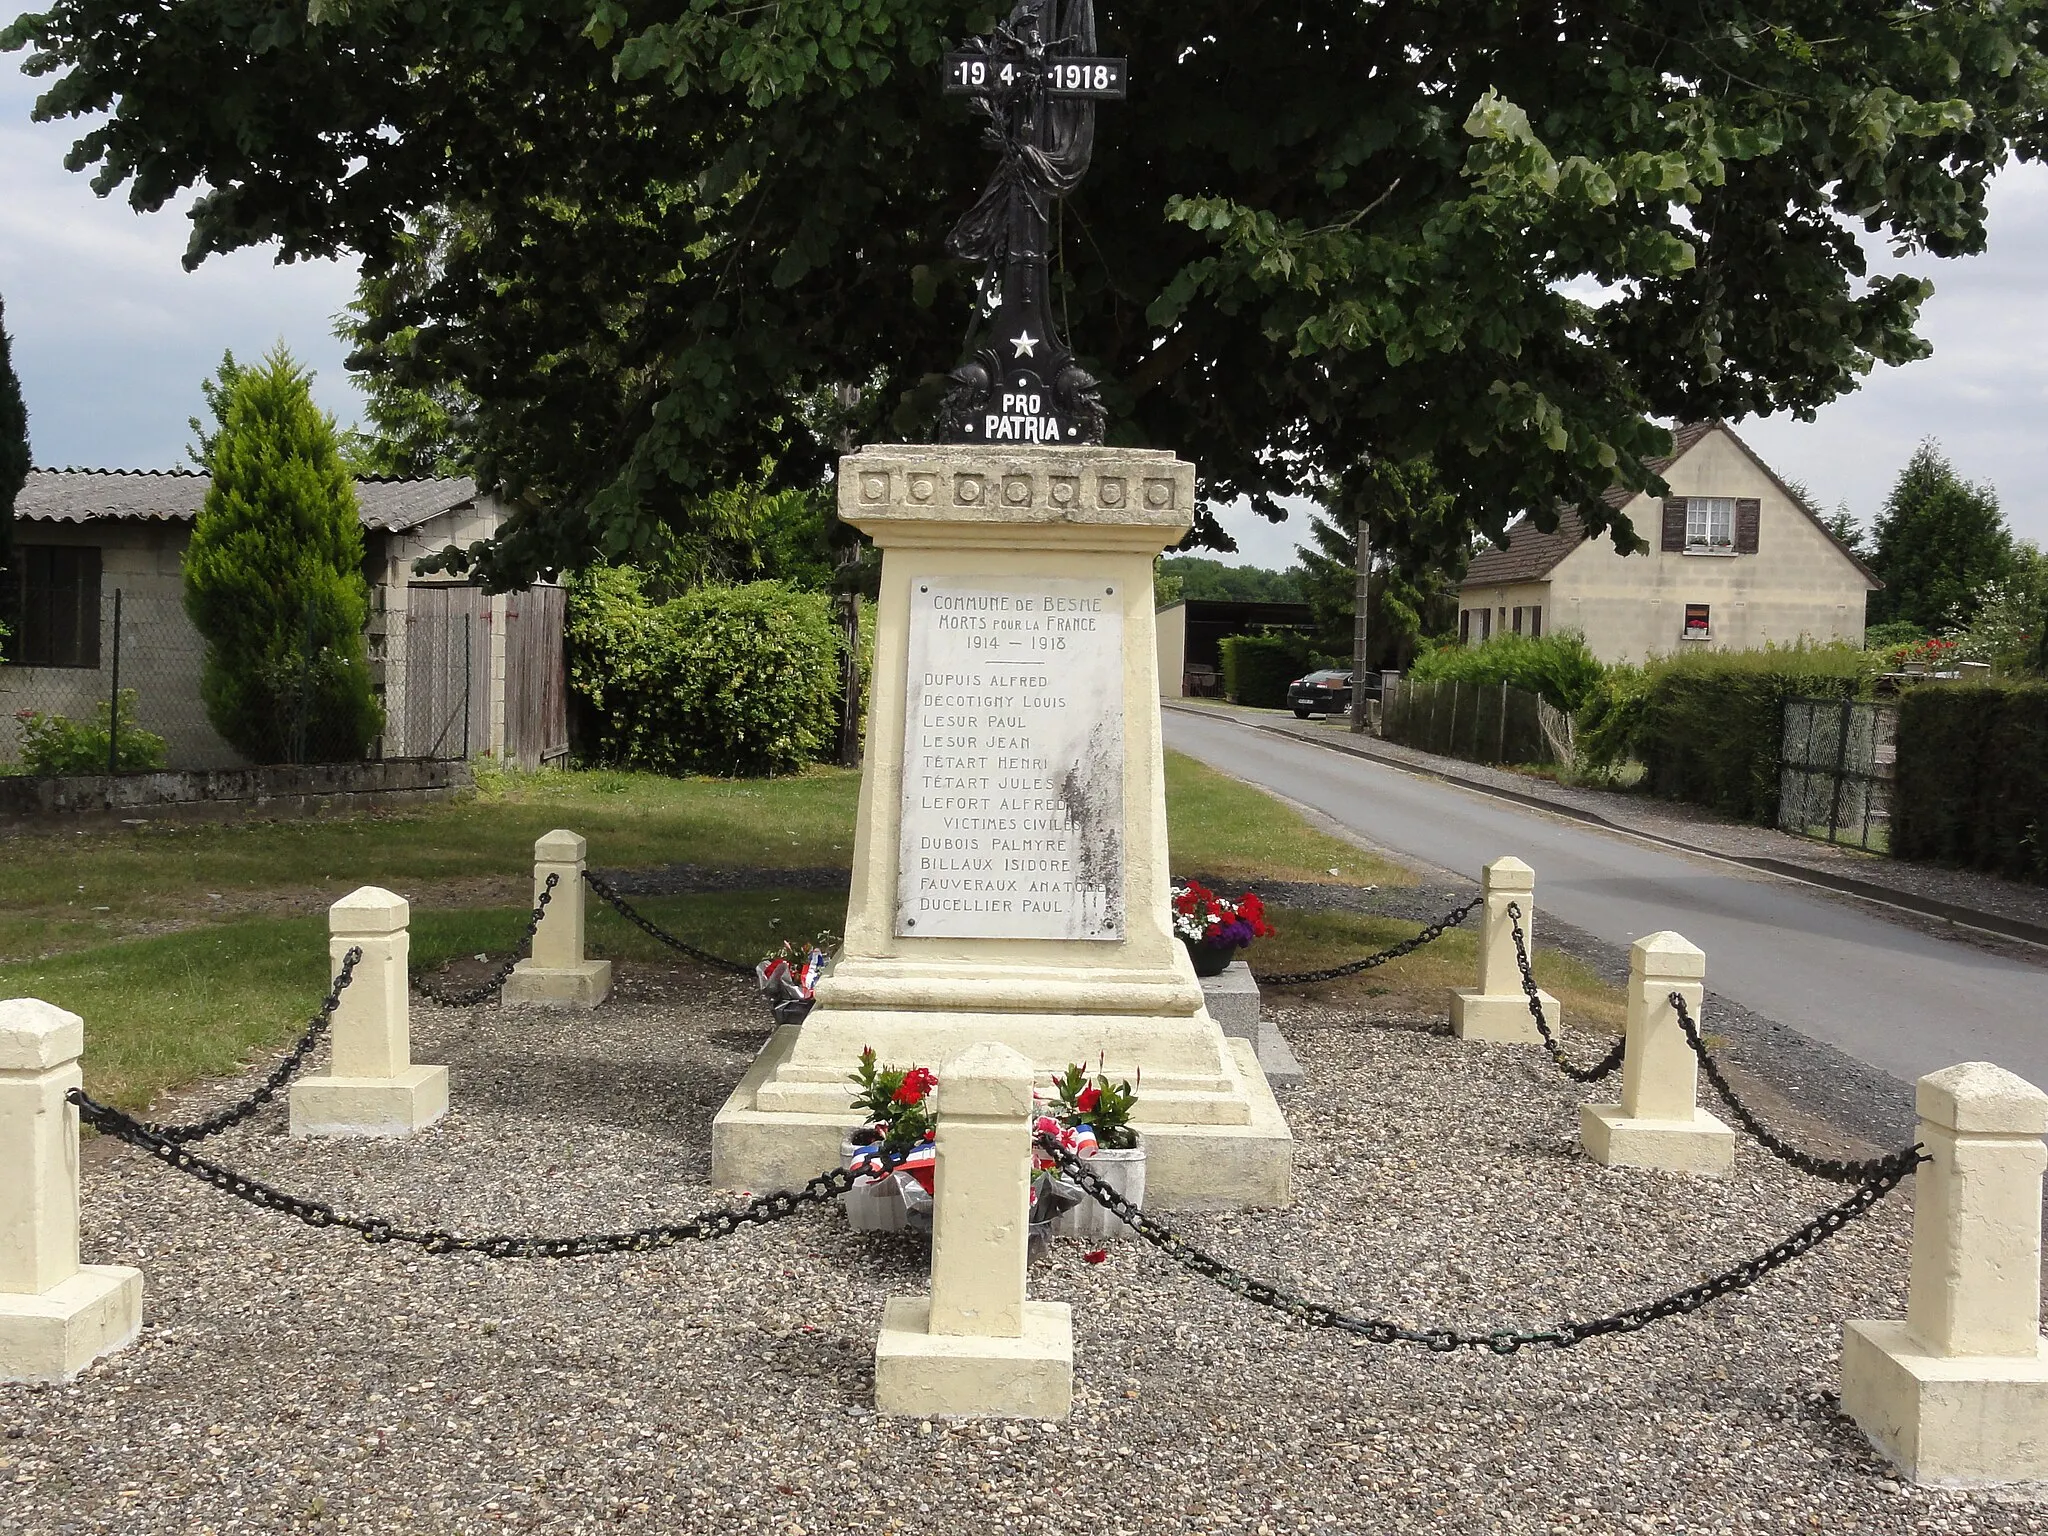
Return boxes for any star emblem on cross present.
[1010,331,1039,358]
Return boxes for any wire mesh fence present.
[1379,677,1567,768]
[1,586,474,775]
[1778,697,1896,852]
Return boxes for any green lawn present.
[0,753,1572,1112]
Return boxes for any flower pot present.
[840,1136,909,1233]
[1182,939,1241,978]
[1054,1139,1146,1240]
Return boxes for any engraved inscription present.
[897,579,1125,940]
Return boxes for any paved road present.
[1166,707,2048,1091]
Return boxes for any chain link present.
[412,875,559,1007]
[1505,902,1627,1082]
[1668,991,1920,1185]
[580,870,756,975]
[125,948,363,1145]
[1253,896,1482,987]
[1039,1134,1921,1353]
[71,1085,901,1257]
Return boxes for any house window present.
[1682,603,1712,642]
[7,546,102,668]
[1459,609,1471,644]
[1511,607,1524,635]
[1529,605,1542,638]
[1686,497,1734,551]
[1479,608,1492,641]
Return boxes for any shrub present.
[1862,620,1926,653]
[1406,630,1605,712]
[566,566,840,775]
[182,346,383,763]
[1578,643,1880,824]
[14,691,168,774]
[1893,683,2048,884]
[1219,632,1333,708]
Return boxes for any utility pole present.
[1350,512,1371,734]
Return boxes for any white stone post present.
[1578,932,1733,1175]
[874,1042,1073,1419]
[1842,1062,2048,1485]
[0,999,143,1383]
[502,829,612,1007]
[289,887,449,1137]
[1449,856,1557,1043]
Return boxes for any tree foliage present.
[336,209,479,479]
[0,295,29,617]
[1154,557,1303,607]
[9,0,2044,584]
[1868,439,2014,631]
[182,346,383,763]
[1295,458,1465,666]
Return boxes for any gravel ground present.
[7,959,2042,1535]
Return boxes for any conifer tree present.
[1868,441,2013,632]
[183,345,383,762]
[0,296,29,632]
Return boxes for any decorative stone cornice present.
[837,445,1195,542]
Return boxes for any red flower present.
[1083,1248,1109,1265]
[893,1066,937,1105]
[1076,1084,1101,1114]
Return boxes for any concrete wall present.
[0,758,475,834]
[1458,431,1874,665]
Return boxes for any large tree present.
[0,296,28,627]
[1868,440,2015,632]
[9,0,2042,584]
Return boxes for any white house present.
[1457,420,1879,663]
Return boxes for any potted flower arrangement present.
[842,1047,938,1233]
[756,935,834,1027]
[1043,1061,1145,1241]
[1170,879,1274,977]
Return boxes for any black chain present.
[1505,902,1626,1082]
[1253,897,1482,987]
[1040,1134,1921,1353]
[1669,991,1920,1185]
[412,875,558,1007]
[70,1085,903,1257]
[124,948,363,1146]
[580,870,755,975]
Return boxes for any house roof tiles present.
[17,468,480,534]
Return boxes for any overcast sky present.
[5,57,2043,555]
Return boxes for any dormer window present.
[1686,497,1734,550]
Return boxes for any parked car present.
[1287,669,1355,718]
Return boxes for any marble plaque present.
[897,578,1125,940]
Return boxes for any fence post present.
[503,830,612,1007]
[1450,856,1555,1044]
[105,588,122,774]
[0,998,143,1383]
[1578,932,1733,1175]
[289,887,449,1137]
[1842,1062,2048,1485]
[874,1042,1073,1419]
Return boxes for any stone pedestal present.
[1201,962,1301,1090]
[874,1043,1072,1418]
[503,830,613,1007]
[1450,856,1557,1044]
[0,998,142,1383]
[1578,932,1732,1175]
[1843,1062,2048,1485]
[712,446,1292,1208]
[291,888,449,1137]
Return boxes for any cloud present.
[0,61,364,470]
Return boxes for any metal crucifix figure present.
[935,0,1126,446]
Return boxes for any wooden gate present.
[403,584,489,760]
[504,584,569,770]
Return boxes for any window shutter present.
[1661,497,1687,552]
[1735,498,1761,554]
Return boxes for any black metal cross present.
[935,0,1126,447]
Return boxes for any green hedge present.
[1219,632,1334,708]
[566,567,841,776]
[1406,631,1605,712]
[1579,644,1879,824]
[1893,683,2048,884]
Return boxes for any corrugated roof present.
[17,468,479,534]
[1461,420,1719,587]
